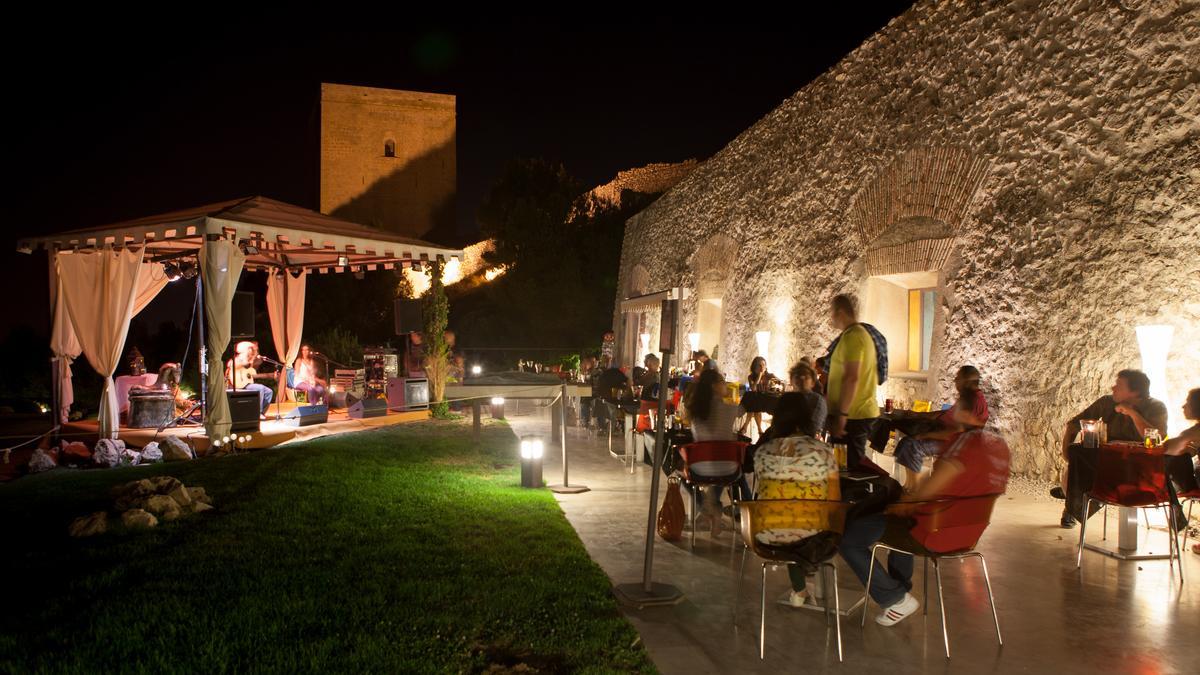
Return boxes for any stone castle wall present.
[616,0,1200,477]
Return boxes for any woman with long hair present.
[684,368,750,537]
[292,344,327,405]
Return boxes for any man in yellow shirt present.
[827,294,880,469]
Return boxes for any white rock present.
[29,448,57,473]
[160,437,193,462]
[121,509,158,529]
[140,443,163,463]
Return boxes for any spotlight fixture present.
[180,260,198,279]
[163,262,182,281]
[239,239,260,255]
[337,255,349,267]
[411,261,423,272]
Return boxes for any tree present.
[422,259,451,418]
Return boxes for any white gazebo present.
[18,196,463,440]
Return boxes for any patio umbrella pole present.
[549,383,589,493]
[614,299,683,608]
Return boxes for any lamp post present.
[520,437,544,488]
[615,297,685,608]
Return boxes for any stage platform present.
[62,403,429,454]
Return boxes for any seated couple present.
[756,389,1009,627]
[1052,370,1198,529]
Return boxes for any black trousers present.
[831,417,877,470]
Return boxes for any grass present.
[0,418,655,674]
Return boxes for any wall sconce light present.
[1136,324,1175,431]
[687,332,701,354]
[755,331,771,369]
[639,333,650,358]
[520,437,544,488]
[490,396,506,419]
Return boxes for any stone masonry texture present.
[615,0,1200,477]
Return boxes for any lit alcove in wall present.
[863,270,938,378]
[689,233,740,370]
[696,296,724,356]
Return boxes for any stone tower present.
[319,83,456,240]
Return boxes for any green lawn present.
[0,419,654,674]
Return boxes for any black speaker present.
[348,397,388,419]
[227,389,261,432]
[231,291,255,339]
[394,299,423,335]
[281,404,329,427]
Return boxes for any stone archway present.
[852,147,990,396]
[849,147,990,275]
[689,233,740,367]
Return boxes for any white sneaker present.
[786,589,810,607]
[875,593,919,627]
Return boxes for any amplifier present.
[387,377,429,411]
[280,404,329,427]
[227,390,261,432]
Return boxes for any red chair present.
[861,494,1004,659]
[679,441,747,548]
[1076,445,1185,583]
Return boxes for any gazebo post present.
[196,269,207,422]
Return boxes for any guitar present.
[232,365,259,390]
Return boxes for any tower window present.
[384,139,396,157]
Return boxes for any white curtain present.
[50,256,171,426]
[55,247,145,438]
[49,264,82,425]
[266,270,307,402]
[201,240,246,440]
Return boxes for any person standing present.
[826,294,879,469]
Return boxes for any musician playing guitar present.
[227,341,276,415]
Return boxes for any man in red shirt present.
[839,408,1010,627]
[893,365,990,487]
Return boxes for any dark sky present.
[4,10,913,342]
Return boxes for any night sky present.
[4,10,913,342]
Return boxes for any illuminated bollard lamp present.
[520,437,544,488]
[490,396,506,420]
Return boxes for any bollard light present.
[490,396,506,419]
[471,365,483,376]
[520,437,544,488]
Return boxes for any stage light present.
[180,260,198,279]
[239,239,259,255]
[163,262,182,281]
[411,261,423,272]
[337,255,349,267]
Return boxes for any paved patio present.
[507,405,1198,675]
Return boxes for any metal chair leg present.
[759,563,768,659]
[923,556,929,616]
[734,546,748,626]
[862,544,880,627]
[690,488,697,549]
[976,552,1003,646]
[1077,498,1090,568]
[934,559,950,658]
[830,563,843,663]
[1102,503,1107,541]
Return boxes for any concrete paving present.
[506,405,1199,675]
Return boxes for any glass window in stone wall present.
[907,288,936,372]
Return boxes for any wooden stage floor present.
[62,403,429,454]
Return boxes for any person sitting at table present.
[1163,387,1200,539]
[739,356,772,437]
[755,361,827,446]
[1051,369,1171,528]
[752,394,839,607]
[291,344,326,405]
[842,417,1011,626]
[892,365,989,489]
[639,353,661,401]
[684,368,750,537]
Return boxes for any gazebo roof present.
[17,196,462,273]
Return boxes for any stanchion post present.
[550,383,589,494]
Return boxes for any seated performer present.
[292,344,326,404]
[228,341,275,415]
